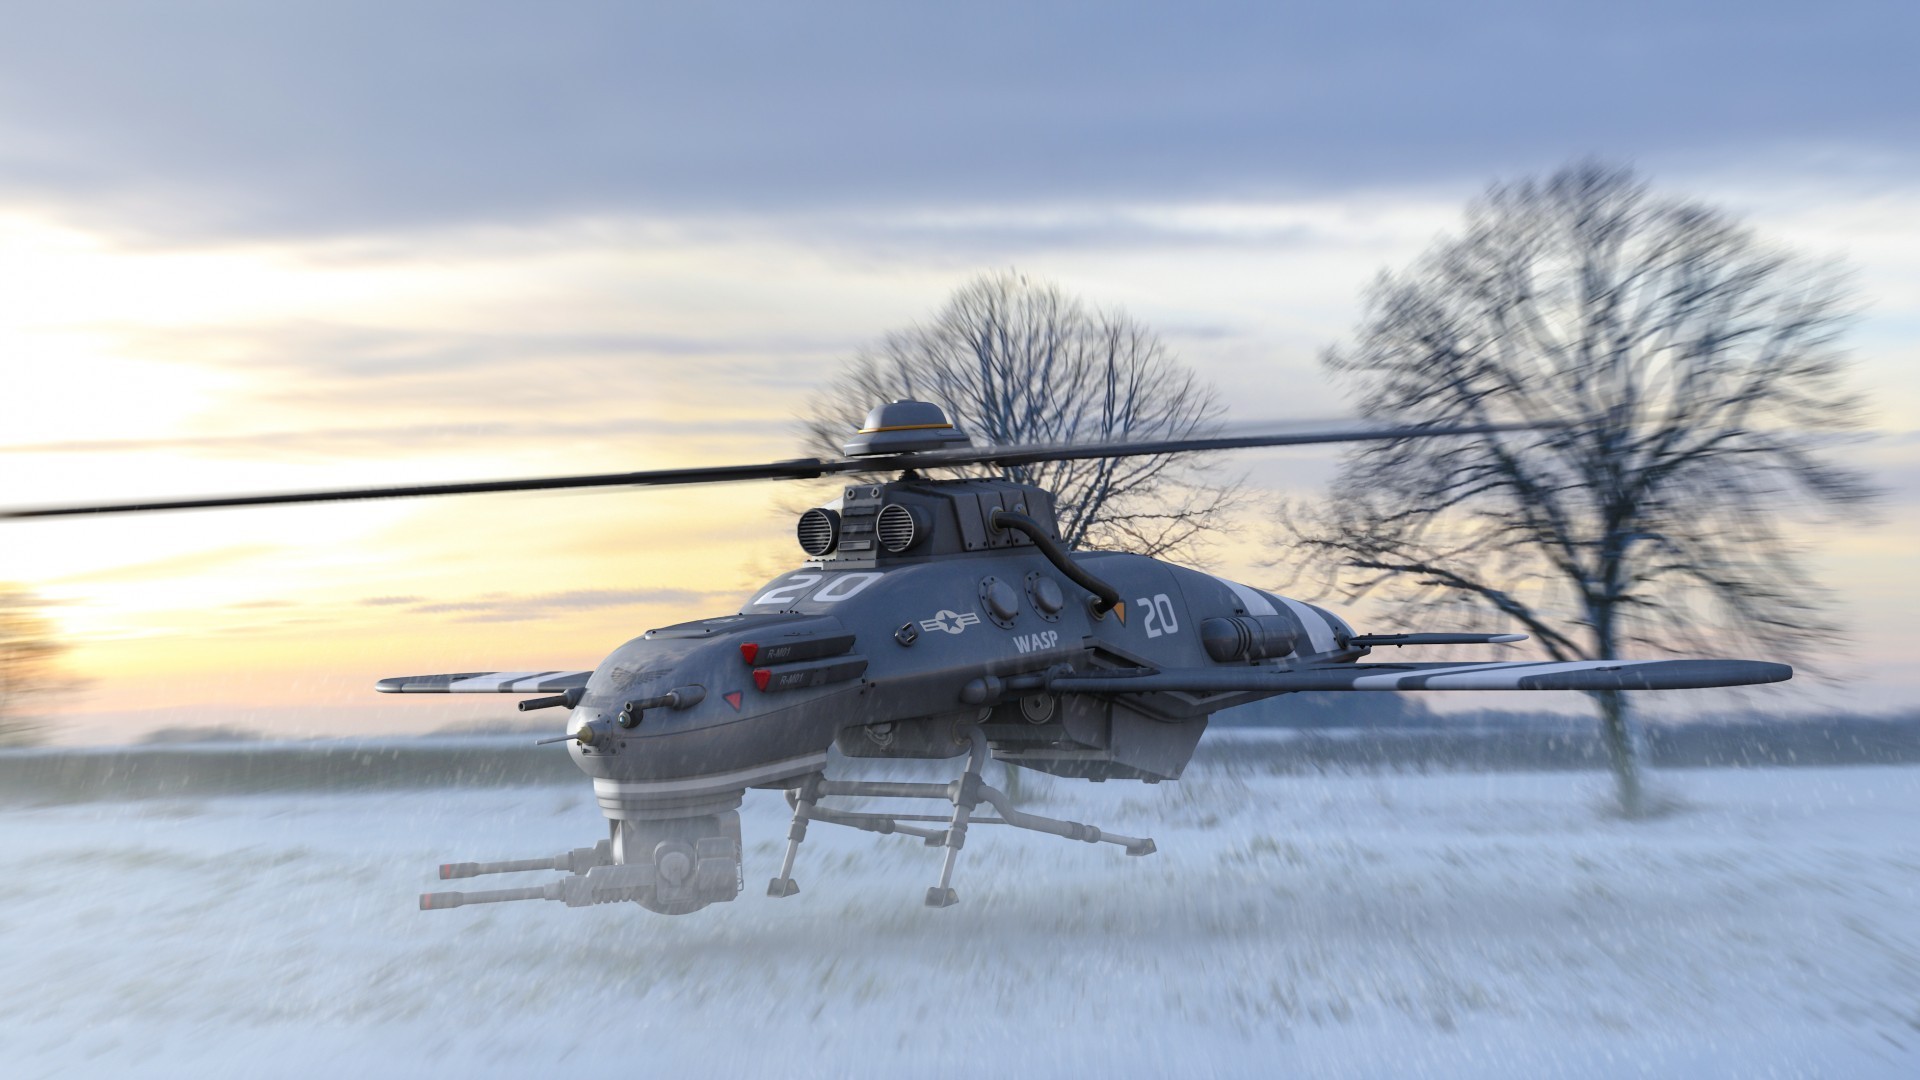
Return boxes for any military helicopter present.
[6,401,1789,915]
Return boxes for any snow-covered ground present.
[3,752,1917,1078]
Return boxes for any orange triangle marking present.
[723,691,743,711]
[1112,601,1126,624]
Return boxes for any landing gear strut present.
[769,725,1155,908]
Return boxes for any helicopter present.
[6,400,1790,915]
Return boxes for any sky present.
[2,1,1917,742]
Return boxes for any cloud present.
[790,211,1333,261]
[0,2,1912,241]
[0,415,806,461]
[102,319,845,384]
[402,587,726,623]
[5,320,853,453]
[52,544,282,585]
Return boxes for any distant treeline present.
[0,711,1914,804]
[1195,715,1920,775]
[0,737,585,804]
[1210,691,1914,734]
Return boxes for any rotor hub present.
[842,399,972,457]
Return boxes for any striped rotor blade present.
[1047,659,1792,695]
[375,671,594,694]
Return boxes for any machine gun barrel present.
[518,687,585,712]
[440,857,563,879]
[419,884,558,909]
[440,841,612,879]
[420,861,668,911]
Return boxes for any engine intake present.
[796,508,840,556]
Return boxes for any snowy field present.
[3,750,1918,1078]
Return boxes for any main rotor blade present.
[889,419,1545,471]
[0,458,835,518]
[1,419,1535,519]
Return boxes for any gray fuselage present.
[561,478,1354,823]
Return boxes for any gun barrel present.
[419,884,557,910]
[438,842,612,880]
[440,858,554,879]
[518,687,585,712]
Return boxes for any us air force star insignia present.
[920,609,981,635]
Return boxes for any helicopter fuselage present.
[547,476,1355,911]
[567,547,1352,799]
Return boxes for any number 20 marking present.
[752,571,883,608]
[1137,593,1179,638]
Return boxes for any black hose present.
[988,509,1120,615]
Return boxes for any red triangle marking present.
[723,691,743,711]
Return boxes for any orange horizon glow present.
[6,189,1919,744]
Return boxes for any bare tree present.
[1283,163,1876,816]
[0,585,70,747]
[805,271,1238,559]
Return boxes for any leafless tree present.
[805,271,1238,559]
[1282,163,1876,816]
[0,585,70,747]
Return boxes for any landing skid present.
[768,725,1156,907]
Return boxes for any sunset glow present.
[1,6,1915,742]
